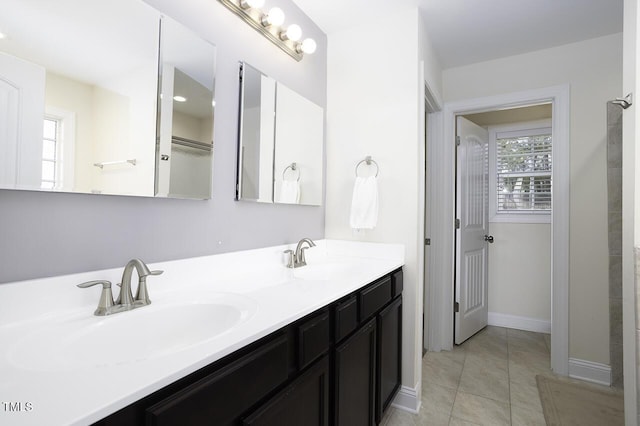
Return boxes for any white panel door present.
[0,52,45,188]
[455,116,490,344]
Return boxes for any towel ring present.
[355,156,379,177]
[283,163,300,182]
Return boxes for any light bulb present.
[281,24,301,42]
[261,7,285,27]
[299,38,317,54]
[240,0,264,9]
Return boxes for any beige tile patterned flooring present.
[382,326,552,426]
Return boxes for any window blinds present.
[496,133,552,213]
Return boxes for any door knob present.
[484,235,494,243]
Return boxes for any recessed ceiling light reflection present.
[173,96,187,102]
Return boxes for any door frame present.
[428,85,570,375]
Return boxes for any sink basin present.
[7,293,257,371]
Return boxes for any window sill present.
[490,214,551,224]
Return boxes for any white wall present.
[45,72,94,192]
[325,7,442,403]
[444,33,622,365]
[488,223,551,322]
[622,0,639,423]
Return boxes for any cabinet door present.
[243,356,330,426]
[334,318,377,426]
[376,296,402,423]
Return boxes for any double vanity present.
[0,240,403,425]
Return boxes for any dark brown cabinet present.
[243,356,330,426]
[94,268,403,426]
[376,296,402,423]
[334,318,377,426]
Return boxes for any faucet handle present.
[149,270,164,276]
[283,250,295,268]
[77,280,114,316]
[77,280,112,289]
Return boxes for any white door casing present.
[0,52,46,189]
[455,116,490,344]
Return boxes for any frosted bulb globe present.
[267,7,285,26]
[283,24,302,41]
[300,38,317,54]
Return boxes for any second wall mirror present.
[236,62,323,206]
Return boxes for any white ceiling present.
[290,0,623,69]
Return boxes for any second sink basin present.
[7,293,257,372]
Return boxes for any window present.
[41,108,76,191]
[489,121,552,223]
[41,117,60,189]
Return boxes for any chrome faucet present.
[284,238,316,268]
[77,258,163,316]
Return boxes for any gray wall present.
[0,0,327,283]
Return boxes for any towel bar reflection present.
[94,159,137,169]
[355,156,379,177]
[283,163,301,181]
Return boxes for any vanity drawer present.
[359,276,392,321]
[335,296,358,342]
[392,269,403,297]
[146,334,289,426]
[298,310,330,370]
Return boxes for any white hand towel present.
[350,176,378,229]
[279,180,300,204]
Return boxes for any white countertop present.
[0,239,403,426]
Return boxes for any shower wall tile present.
[608,167,622,213]
[610,297,623,345]
[611,342,623,389]
[610,255,622,299]
[607,103,623,169]
[608,220,622,257]
[607,102,623,129]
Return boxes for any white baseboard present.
[390,384,421,413]
[568,358,611,386]
[488,312,551,334]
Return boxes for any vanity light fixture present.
[217,0,316,61]
[262,7,285,27]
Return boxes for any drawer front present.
[298,311,330,370]
[242,356,330,426]
[335,296,358,343]
[146,334,289,426]
[359,276,392,321]
[392,269,403,297]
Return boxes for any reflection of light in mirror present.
[262,7,285,27]
[0,32,7,40]
[173,95,187,102]
[299,38,317,54]
[280,24,301,41]
[212,100,216,107]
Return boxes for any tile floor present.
[382,326,552,426]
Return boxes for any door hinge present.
[454,302,459,313]
[456,136,461,146]
[455,218,460,229]
[425,238,431,246]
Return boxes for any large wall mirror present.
[0,0,216,199]
[236,62,323,206]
